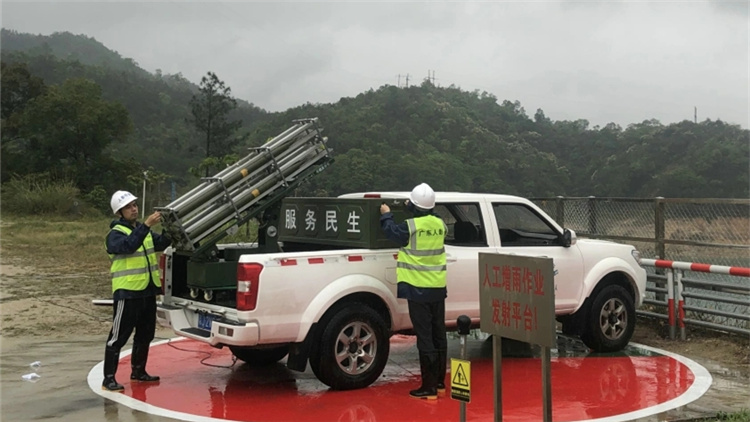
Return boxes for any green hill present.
[2,29,747,201]
[2,29,145,74]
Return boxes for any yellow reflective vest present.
[396,215,447,289]
[107,225,160,293]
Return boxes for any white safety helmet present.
[110,190,138,215]
[409,183,436,210]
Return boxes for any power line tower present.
[397,73,415,88]
[425,70,436,85]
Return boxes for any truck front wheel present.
[310,304,389,390]
[229,346,290,366]
[581,285,635,352]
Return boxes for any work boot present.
[102,348,124,392]
[410,352,438,400]
[102,376,124,392]
[436,349,447,395]
[130,343,160,382]
[131,371,160,382]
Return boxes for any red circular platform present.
[88,335,711,422]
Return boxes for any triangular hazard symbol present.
[452,363,469,387]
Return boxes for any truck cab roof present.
[339,191,531,204]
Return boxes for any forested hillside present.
[1,29,269,181]
[251,87,749,198]
[2,29,747,213]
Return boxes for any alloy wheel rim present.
[599,298,627,340]
[334,321,377,375]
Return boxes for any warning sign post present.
[479,253,555,422]
[450,358,471,402]
[451,314,472,422]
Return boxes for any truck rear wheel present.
[229,346,289,366]
[581,285,635,352]
[310,303,389,390]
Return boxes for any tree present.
[20,77,133,191]
[1,61,47,180]
[189,71,243,176]
[1,61,46,122]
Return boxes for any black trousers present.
[105,296,156,352]
[407,300,447,354]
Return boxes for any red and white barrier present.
[640,258,750,340]
[641,259,750,277]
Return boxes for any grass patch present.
[2,215,114,272]
[1,215,119,298]
[697,409,750,422]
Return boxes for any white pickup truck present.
[157,191,647,390]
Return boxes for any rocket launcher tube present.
[166,130,322,234]
[179,141,325,240]
[162,120,318,214]
[180,144,329,246]
[161,122,320,220]
[163,122,316,213]
[184,149,330,248]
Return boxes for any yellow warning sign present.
[450,358,471,403]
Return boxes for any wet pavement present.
[1,331,747,422]
[0,333,181,422]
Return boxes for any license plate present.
[198,313,217,331]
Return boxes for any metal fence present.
[531,197,750,338]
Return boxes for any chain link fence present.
[531,197,750,334]
[531,197,749,267]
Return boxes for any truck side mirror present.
[561,228,576,247]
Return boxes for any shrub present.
[1,174,100,216]
[83,185,112,215]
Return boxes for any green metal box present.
[186,260,238,290]
[278,197,409,249]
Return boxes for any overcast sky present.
[3,1,749,128]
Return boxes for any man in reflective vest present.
[102,190,171,392]
[380,183,448,400]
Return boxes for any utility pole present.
[694,106,697,123]
[405,73,410,88]
[142,171,148,218]
[397,74,402,87]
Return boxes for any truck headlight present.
[631,249,641,265]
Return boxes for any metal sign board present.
[450,358,471,403]
[279,198,408,249]
[478,253,555,348]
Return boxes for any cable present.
[154,336,238,369]
[34,297,110,322]
[34,297,238,369]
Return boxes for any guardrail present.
[639,259,750,339]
